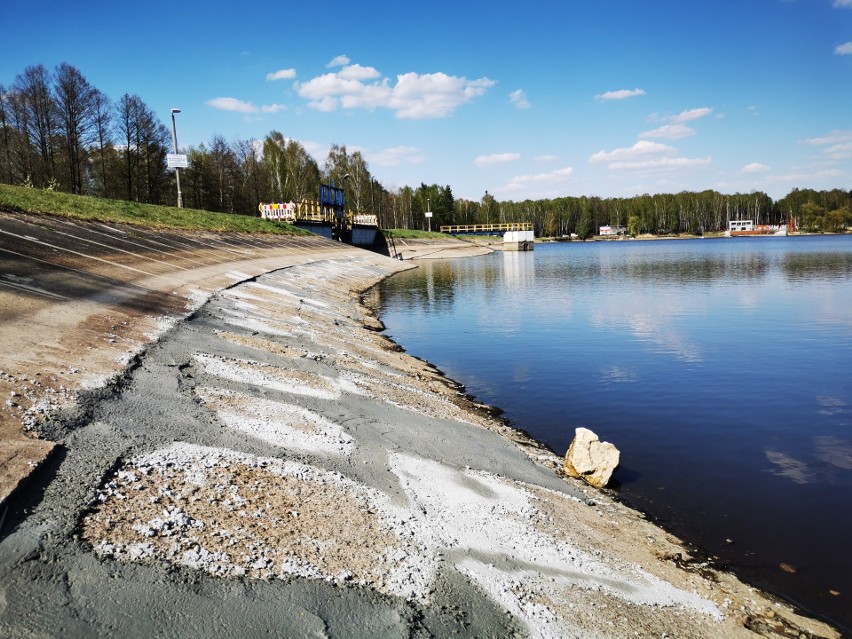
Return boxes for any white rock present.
[563,427,620,488]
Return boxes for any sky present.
[2,0,851,202]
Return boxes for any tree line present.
[1,62,850,235]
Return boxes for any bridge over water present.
[439,222,533,236]
[440,223,535,250]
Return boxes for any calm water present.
[375,236,852,631]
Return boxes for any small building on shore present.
[599,225,627,237]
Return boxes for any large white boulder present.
[563,427,620,488]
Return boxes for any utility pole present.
[170,108,183,208]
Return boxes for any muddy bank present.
[0,238,841,637]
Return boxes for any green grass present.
[381,228,447,239]
[0,183,311,235]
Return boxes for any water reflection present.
[782,251,852,281]
[377,235,852,630]
[502,251,535,290]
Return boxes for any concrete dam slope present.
[0,211,839,638]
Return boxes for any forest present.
[1,63,850,238]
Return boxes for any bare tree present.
[90,89,112,197]
[53,63,99,194]
[0,85,15,184]
[12,65,57,186]
[115,93,141,200]
[114,94,168,203]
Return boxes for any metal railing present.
[259,201,378,227]
[440,222,533,234]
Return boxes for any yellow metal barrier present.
[258,200,379,228]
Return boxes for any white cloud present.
[338,64,381,81]
[507,167,574,187]
[535,154,559,162]
[509,89,531,109]
[589,141,710,172]
[801,130,852,145]
[207,97,285,115]
[608,156,712,171]
[266,68,296,81]
[825,142,852,159]
[802,130,852,160]
[589,140,676,164]
[639,124,695,139]
[835,42,852,55]
[206,97,259,113]
[368,146,426,166]
[296,63,495,119]
[475,153,521,167]
[327,55,350,68]
[671,107,713,123]
[742,162,770,174]
[595,88,646,101]
[639,108,712,139]
[833,0,852,7]
[766,169,844,183]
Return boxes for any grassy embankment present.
[0,184,310,235]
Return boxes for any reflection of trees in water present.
[782,252,852,282]
[382,256,530,317]
[548,254,770,284]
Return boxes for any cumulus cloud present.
[742,162,770,173]
[295,63,495,119]
[506,167,574,188]
[639,124,695,139]
[589,141,710,171]
[266,68,296,81]
[639,108,712,139]
[207,97,257,113]
[338,64,382,81]
[589,140,677,164]
[595,88,646,101]
[475,153,521,167]
[327,55,350,67]
[368,146,426,166]
[836,42,852,55]
[509,89,531,109]
[207,97,285,115]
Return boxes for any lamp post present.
[170,108,183,208]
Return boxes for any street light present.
[170,108,183,209]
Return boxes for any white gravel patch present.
[386,453,722,636]
[194,353,362,400]
[196,387,355,456]
[214,308,297,338]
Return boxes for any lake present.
[374,235,852,632]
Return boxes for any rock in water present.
[563,427,620,488]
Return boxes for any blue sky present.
[3,0,851,201]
